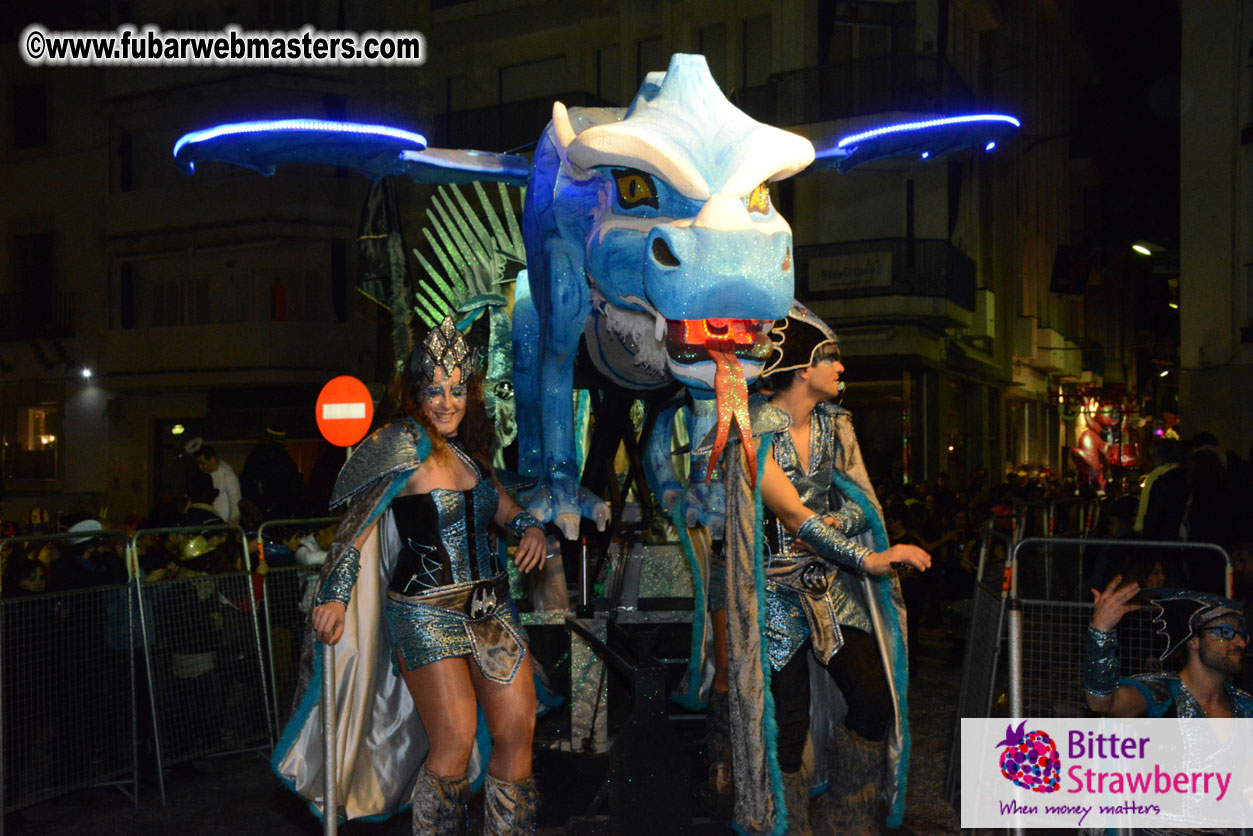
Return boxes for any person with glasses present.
[1085,580,1253,718]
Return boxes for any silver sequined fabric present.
[764,584,813,671]
[318,546,360,606]
[383,578,526,681]
[383,469,527,680]
[766,402,872,665]
[1124,673,1253,718]
[329,420,426,509]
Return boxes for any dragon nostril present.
[651,236,680,268]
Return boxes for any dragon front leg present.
[511,280,543,479]
[643,402,684,511]
[525,236,604,540]
[681,395,726,539]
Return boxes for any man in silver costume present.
[273,315,548,836]
[708,303,930,836]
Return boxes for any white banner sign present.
[807,251,892,291]
[961,717,1253,830]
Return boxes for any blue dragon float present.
[174,53,1017,538]
[175,53,1018,835]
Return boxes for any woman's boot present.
[483,773,539,836]
[411,766,469,835]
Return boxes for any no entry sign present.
[315,376,374,447]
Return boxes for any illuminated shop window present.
[2,404,59,482]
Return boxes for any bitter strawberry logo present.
[996,720,1061,793]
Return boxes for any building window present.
[12,83,49,149]
[499,56,569,104]
[637,37,666,85]
[828,22,892,63]
[13,231,54,292]
[597,46,621,105]
[2,404,60,483]
[742,15,773,88]
[698,23,727,90]
[116,241,338,328]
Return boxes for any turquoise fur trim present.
[829,471,911,830]
[750,434,789,836]
[671,499,708,711]
[470,704,492,795]
[535,669,565,717]
[271,637,323,791]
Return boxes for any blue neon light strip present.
[173,119,427,159]
[836,114,1020,149]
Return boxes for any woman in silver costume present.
[276,316,547,835]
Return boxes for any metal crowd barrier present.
[254,517,341,730]
[0,530,139,824]
[944,522,1012,804]
[130,523,275,806]
[1007,536,1232,720]
[945,531,1233,809]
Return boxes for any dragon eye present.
[747,181,771,215]
[613,169,659,210]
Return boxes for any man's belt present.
[766,556,844,663]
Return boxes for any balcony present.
[0,291,74,340]
[101,320,363,382]
[434,91,616,152]
[795,238,976,329]
[733,55,976,127]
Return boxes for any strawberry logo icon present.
[995,720,1060,793]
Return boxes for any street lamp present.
[1131,239,1165,256]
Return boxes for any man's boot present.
[812,726,885,836]
[483,773,539,836]
[411,766,469,835]
[782,768,814,836]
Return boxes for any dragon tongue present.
[706,342,755,488]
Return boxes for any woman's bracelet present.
[1084,624,1121,696]
[506,510,544,539]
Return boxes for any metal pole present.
[1006,597,1025,836]
[321,643,338,836]
[126,568,140,806]
[1007,599,1023,719]
[1,584,5,836]
[577,538,593,619]
[131,532,168,807]
[237,529,276,749]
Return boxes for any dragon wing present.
[173,117,528,185]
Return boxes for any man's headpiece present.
[1147,589,1245,660]
[763,301,840,377]
[412,315,479,381]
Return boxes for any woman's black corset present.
[388,486,498,595]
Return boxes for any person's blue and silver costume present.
[272,357,541,827]
[1085,590,1253,718]
[691,302,912,836]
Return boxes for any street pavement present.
[5,627,963,835]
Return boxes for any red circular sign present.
[315,376,374,447]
